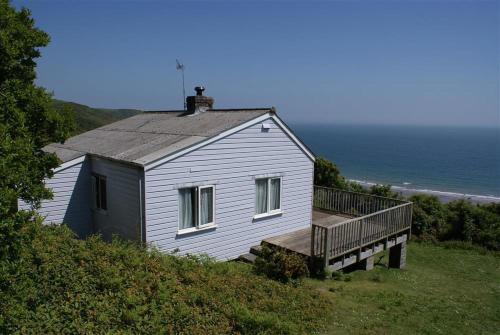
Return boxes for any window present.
[255,177,281,216]
[178,185,215,231]
[91,174,107,210]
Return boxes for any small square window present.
[179,185,215,231]
[255,177,281,216]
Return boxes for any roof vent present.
[186,86,214,114]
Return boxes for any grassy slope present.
[52,99,141,135]
[2,224,499,334]
[307,243,500,334]
[0,224,332,334]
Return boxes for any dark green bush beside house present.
[0,222,332,334]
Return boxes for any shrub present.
[368,184,402,199]
[446,200,500,250]
[409,194,448,239]
[254,245,309,283]
[0,223,332,334]
[314,157,363,192]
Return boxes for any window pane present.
[92,176,100,209]
[255,179,268,214]
[270,178,281,211]
[179,188,195,229]
[200,187,213,225]
[100,178,107,210]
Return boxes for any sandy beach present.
[351,180,500,204]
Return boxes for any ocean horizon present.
[290,123,500,202]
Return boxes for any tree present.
[314,157,363,192]
[0,0,73,257]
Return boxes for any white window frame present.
[178,185,216,234]
[254,177,283,219]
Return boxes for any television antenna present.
[176,59,186,110]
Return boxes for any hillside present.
[52,99,141,134]
[1,222,498,334]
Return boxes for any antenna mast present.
[176,59,186,110]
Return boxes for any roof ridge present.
[91,128,209,137]
[209,108,272,112]
[143,108,272,113]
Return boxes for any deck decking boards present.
[262,210,351,257]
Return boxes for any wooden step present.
[238,253,257,264]
[249,245,262,256]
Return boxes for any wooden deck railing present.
[311,186,412,267]
[313,185,407,216]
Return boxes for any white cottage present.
[20,88,315,260]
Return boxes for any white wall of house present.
[144,117,314,260]
[19,156,144,242]
[18,157,92,238]
[90,157,143,242]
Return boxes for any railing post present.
[408,203,413,239]
[323,227,332,268]
[358,218,364,250]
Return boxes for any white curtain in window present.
[200,187,213,225]
[270,178,281,211]
[255,179,268,214]
[179,188,194,229]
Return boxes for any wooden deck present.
[262,210,352,257]
[261,187,413,270]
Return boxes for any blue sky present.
[13,0,499,127]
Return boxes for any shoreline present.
[350,179,500,204]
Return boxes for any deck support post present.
[359,255,374,271]
[388,241,406,269]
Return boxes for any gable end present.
[143,113,315,171]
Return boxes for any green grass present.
[306,243,500,334]
[52,99,141,135]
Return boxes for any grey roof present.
[45,109,272,166]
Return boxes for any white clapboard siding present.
[18,158,92,238]
[90,157,143,242]
[144,117,314,260]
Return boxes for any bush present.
[0,223,332,334]
[368,184,402,199]
[254,245,309,283]
[408,194,448,239]
[409,195,500,251]
[446,200,500,250]
[314,157,363,192]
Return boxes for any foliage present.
[0,0,74,259]
[314,157,363,192]
[368,184,402,199]
[0,223,332,334]
[408,194,448,239]
[52,99,141,135]
[445,200,500,250]
[314,157,402,198]
[254,245,309,283]
[408,195,500,250]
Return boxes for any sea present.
[290,124,500,203]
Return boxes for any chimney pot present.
[195,86,205,96]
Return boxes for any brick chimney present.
[186,86,214,114]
